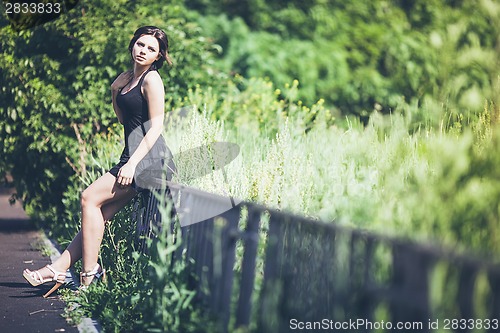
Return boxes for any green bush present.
[190,0,500,119]
[0,0,221,222]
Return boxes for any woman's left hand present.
[117,162,137,186]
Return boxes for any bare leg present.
[79,173,136,283]
[52,187,137,268]
[24,172,136,284]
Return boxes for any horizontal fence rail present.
[132,183,500,333]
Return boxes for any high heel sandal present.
[23,265,67,298]
[79,263,106,290]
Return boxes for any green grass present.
[84,78,500,256]
[163,86,500,258]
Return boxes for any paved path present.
[0,184,79,333]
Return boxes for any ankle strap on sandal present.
[80,263,101,278]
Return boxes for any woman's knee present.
[81,187,97,209]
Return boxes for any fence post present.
[134,190,154,252]
[214,209,240,333]
[457,262,478,332]
[390,242,431,333]
[257,211,285,333]
[488,269,500,332]
[235,204,261,329]
[355,233,378,330]
[134,186,177,254]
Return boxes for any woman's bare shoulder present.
[143,70,163,87]
[142,70,164,100]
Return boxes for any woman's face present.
[131,35,161,66]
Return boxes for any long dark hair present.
[128,26,172,69]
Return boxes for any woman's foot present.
[22,265,67,298]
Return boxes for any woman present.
[23,26,174,297]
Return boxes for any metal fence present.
[133,183,500,333]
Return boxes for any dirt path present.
[0,185,78,333]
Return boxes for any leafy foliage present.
[189,0,500,119]
[0,0,220,219]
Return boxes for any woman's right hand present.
[111,70,133,92]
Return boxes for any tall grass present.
[73,80,490,261]
[170,82,500,256]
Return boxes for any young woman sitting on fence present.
[23,26,174,297]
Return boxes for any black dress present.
[109,67,175,191]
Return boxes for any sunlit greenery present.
[189,0,500,118]
[1,0,500,331]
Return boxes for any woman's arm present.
[110,71,133,124]
[116,71,165,186]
